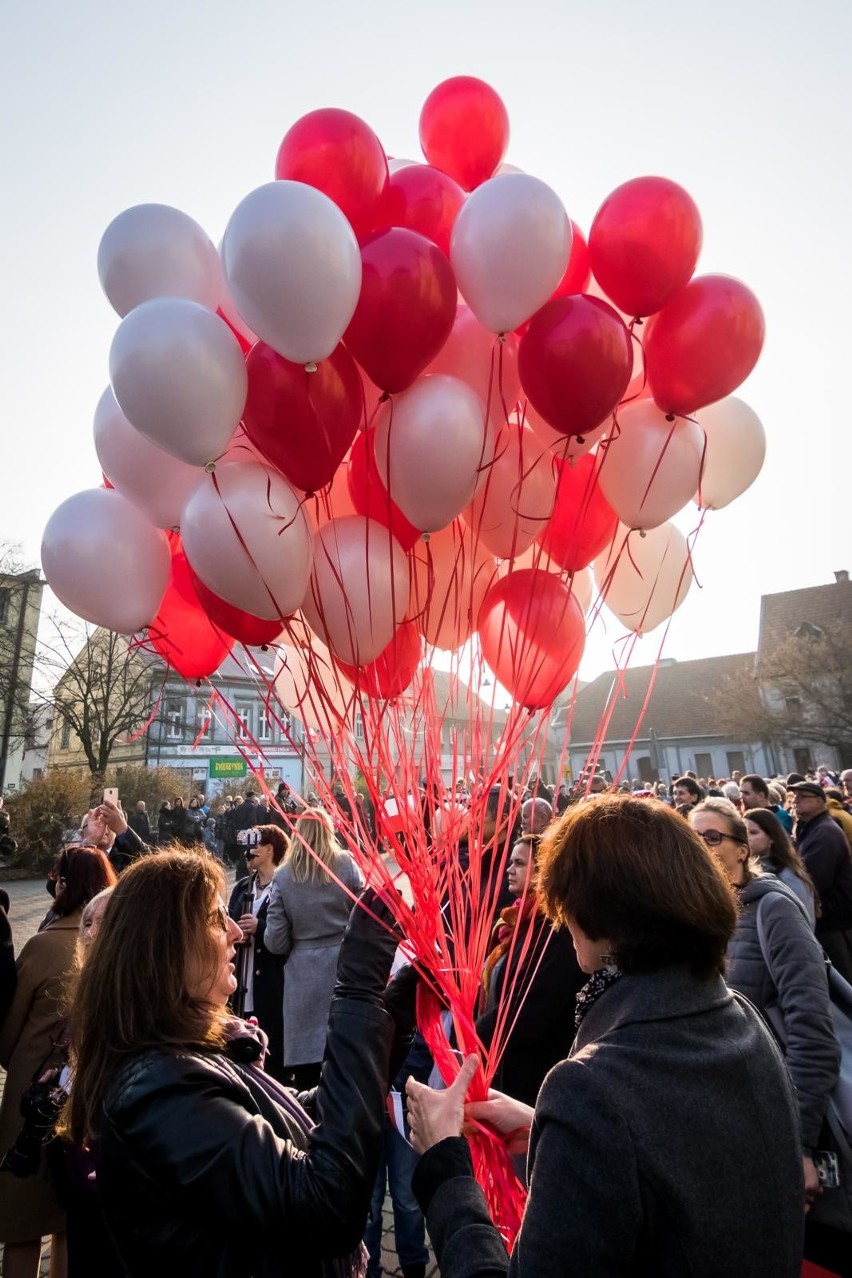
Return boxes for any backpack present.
[756,894,852,1233]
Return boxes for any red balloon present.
[383,164,465,257]
[216,306,253,354]
[190,570,284,647]
[149,548,235,679]
[344,229,457,394]
[347,430,420,551]
[336,619,421,698]
[644,274,765,416]
[243,341,362,493]
[589,177,703,318]
[519,296,633,438]
[539,454,619,572]
[477,569,585,710]
[274,108,389,240]
[419,76,509,191]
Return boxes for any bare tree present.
[36,619,164,777]
[714,621,852,762]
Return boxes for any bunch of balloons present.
[42,75,766,709]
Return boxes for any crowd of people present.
[0,760,850,1276]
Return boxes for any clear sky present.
[2,0,850,681]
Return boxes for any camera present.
[0,1077,66,1178]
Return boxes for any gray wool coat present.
[263,853,364,1066]
[726,873,840,1150]
[414,965,804,1277]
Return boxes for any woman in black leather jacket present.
[62,849,403,1278]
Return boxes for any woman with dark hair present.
[157,800,176,847]
[690,798,842,1265]
[265,807,364,1090]
[227,824,288,1080]
[476,835,584,1107]
[0,846,116,1278]
[62,849,406,1278]
[744,806,818,922]
[406,795,805,1277]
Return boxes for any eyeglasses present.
[209,903,230,933]
[696,830,747,848]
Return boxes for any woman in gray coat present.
[264,807,364,1089]
[405,795,806,1277]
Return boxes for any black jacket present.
[107,826,148,874]
[796,809,852,931]
[98,997,394,1277]
[228,876,286,1080]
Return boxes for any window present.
[235,704,252,740]
[794,747,813,774]
[258,705,272,742]
[0,589,9,626]
[60,721,71,750]
[165,699,183,740]
[198,707,213,740]
[32,767,43,781]
[726,751,746,776]
[354,714,365,742]
[695,753,713,779]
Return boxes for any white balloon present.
[694,397,766,510]
[181,462,312,620]
[451,174,571,333]
[98,203,223,317]
[597,401,704,531]
[41,488,170,633]
[109,298,247,466]
[594,522,693,635]
[374,375,490,532]
[222,181,362,364]
[94,388,201,529]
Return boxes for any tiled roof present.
[567,653,755,744]
[758,577,852,656]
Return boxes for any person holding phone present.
[77,797,150,872]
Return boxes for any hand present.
[334,887,402,1004]
[237,914,258,937]
[465,1090,535,1157]
[406,1054,479,1155]
[98,798,128,837]
[803,1155,822,1212]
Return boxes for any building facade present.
[0,570,45,793]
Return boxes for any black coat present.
[228,876,285,1080]
[98,998,394,1278]
[796,809,852,933]
[476,915,585,1107]
[415,966,804,1277]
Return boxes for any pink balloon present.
[465,419,557,557]
[426,304,521,430]
[408,519,497,650]
[450,174,571,333]
[302,516,409,665]
[93,387,201,530]
[594,522,693,634]
[41,488,170,633]
[597,401,704,531]
[693,397,766,511]
[180,462,312,620]
[374,375,489,532]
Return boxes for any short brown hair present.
[537,795,737,977]
[64,849,229,1144]
[255,824,288,865]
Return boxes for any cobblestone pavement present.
[0,875,439,1277]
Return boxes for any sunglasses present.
[696,830,747,848]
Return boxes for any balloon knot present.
[305,491,314,499]
[261,645,268,652]
[576,435,585,445]
[497,332,507,344]
[633,316,644,326]
[422,532,431,544]
[665,414,676,423]
[639,529,647,539]
[195,679,202,688]
[205,461,216,473]
[305,362,318,373]
[380,391,391,403]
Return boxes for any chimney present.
[835,570,849,584]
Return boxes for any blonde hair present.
[285,807,340,883]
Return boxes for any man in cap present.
[790,780,852,981]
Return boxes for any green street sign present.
[209,758,248,779]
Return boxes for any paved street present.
[1,874,439,1277]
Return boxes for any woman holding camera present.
[63,848,404,1278]
[406,796,805,1277]
[0,845,116,1278]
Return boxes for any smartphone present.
[813,1150,841,1189]
[103,787,119,807]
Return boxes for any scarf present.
[574,966,622,1030]
[224,1019,367,1278]
[480,893,540,1008]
